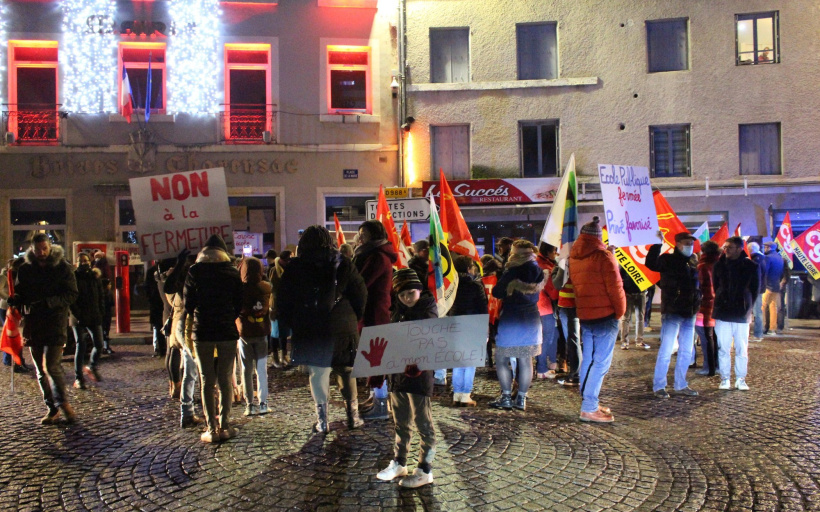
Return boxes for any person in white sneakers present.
[712,236,759,391]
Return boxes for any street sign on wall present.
[365,198,431,221]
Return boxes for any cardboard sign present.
[352,314,489,378]
[233,232,263,256]
[598,165,659,247]
[130,168,232,260]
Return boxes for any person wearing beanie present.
[376,267,437,488]
[277,225,368,433]
[489,240,544,412]
[645,230,702,399]
[695,241,721,377]
[747,241,767,341]
[570,216,626,423]
[184,234,244,443]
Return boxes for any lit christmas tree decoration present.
[60,0,118,113]
[167,0,221,114]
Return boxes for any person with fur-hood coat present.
[489,240,544,412]
[236,257,272,417]
[184,234,243,443]
[11,234,79,425]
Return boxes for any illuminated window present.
[736,12,779,65]
[7,41,59,143]
[224,44,272,142]
[646,19,688,73]
[327,45,371,114]
[430,28,469,83]
[119,43,166,116]
[431,125,470,179]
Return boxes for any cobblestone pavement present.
[2,322,820,511]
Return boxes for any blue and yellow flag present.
[428,197,458,317]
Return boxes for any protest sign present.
[352,314,489,378]
[598,164,659,247]
[603,227,660,292]
[130,168,232,260]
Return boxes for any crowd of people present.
[2,215,815,488]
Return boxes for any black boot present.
[361,398,389,421]
[489,393,513,410]
[312,403,329,433]
[346,400,364,430]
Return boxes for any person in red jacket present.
[695,241,720,377]
[569,217,626,423]
[535,242,560,378]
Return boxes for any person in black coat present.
[277,225,368,433]
[184,235,243,443]
[70,252,106,389]
[449,255,487,407]
[376,268,438,489]
[712,236,759,391]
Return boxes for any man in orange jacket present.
[570,217,626,423]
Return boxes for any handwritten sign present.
[352,314,489,378]
[598,164,659,247]
[129,168,232,260]
[233,232,263,256]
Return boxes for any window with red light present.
[224,44,271,142]
[8,41,59,143]
[327,45,370,114]
[119,43,166,115]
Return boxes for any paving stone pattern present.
[2,325,820,511]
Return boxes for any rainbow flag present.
[428,197,458,317]
[540,153,577,256]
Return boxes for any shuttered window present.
[431,125,470,179]
[520,120,559,177]
[646,19,688,73]
[739,123,781,175]
[430,28,469,83]
[517,23,558,80]
[650,124,691,177]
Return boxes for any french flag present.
[121,67,134,123]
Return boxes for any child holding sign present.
[376,268,438,489]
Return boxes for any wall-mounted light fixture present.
[390,76,400,98]
[401,116,415,131]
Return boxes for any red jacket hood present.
[570,234,606,260]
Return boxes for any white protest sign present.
[233,232,263,256]
[129,168,233,260]
[352,314,489,378]
[598,164,659,247]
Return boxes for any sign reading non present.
[352,314,489,378]
[366,198,431,221]
[598,164,659,247]
[343,169,358,179]
[130,168,232,260]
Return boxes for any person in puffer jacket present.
[184,235,243,443]
[570,217,625,423]
[236,257,272,417]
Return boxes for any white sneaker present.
[719,379,732,390]
[735,378,750,391]
[399,468,433,488]
[376,460,408,481]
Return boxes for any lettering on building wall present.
[31,156,119,179]
[165,155,298,175]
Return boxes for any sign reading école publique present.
[352,314,489,378]
[129,168,233,260]
[598,164,659,247]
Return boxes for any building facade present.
[403,0,820,254]
[0,0,401,258]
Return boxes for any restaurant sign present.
[422,177,561,205]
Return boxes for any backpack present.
[291,254,342,337]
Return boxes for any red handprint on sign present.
[362,337,388,367]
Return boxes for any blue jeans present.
[180,347,199,417]
[374,380,389,399]
[752,294,764,338]
[452,367,476,394]
[653,314,696,392]
[579,318,619,413]
[558,308,581,378]
[434,368,447,382]
[536,314,558,374]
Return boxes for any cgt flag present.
[776,212,795,269]
[792,220,820,280]
[376,185,410,268]
[0,272,23,365]
[428,197,458,317]
[333,212,346,248]
[437,172,483,274]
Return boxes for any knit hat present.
[580,216,602,239]
[393,268,424,293]
[204,234,229,253]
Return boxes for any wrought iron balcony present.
[4,105,60,143]
[220,104,276,143]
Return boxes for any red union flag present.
[400,221,412,249]
[792,220,820,279]
[654,190,689,247]
[711,222,729,247]
[436,172,482,273]
[376,185,409,268]
[333,212,346,248]
[776,212,795,268]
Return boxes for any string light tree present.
[167,0,221,115]
[60,0,118,114]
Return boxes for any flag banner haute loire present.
[791,220,820,279]
[776,212,795,269]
